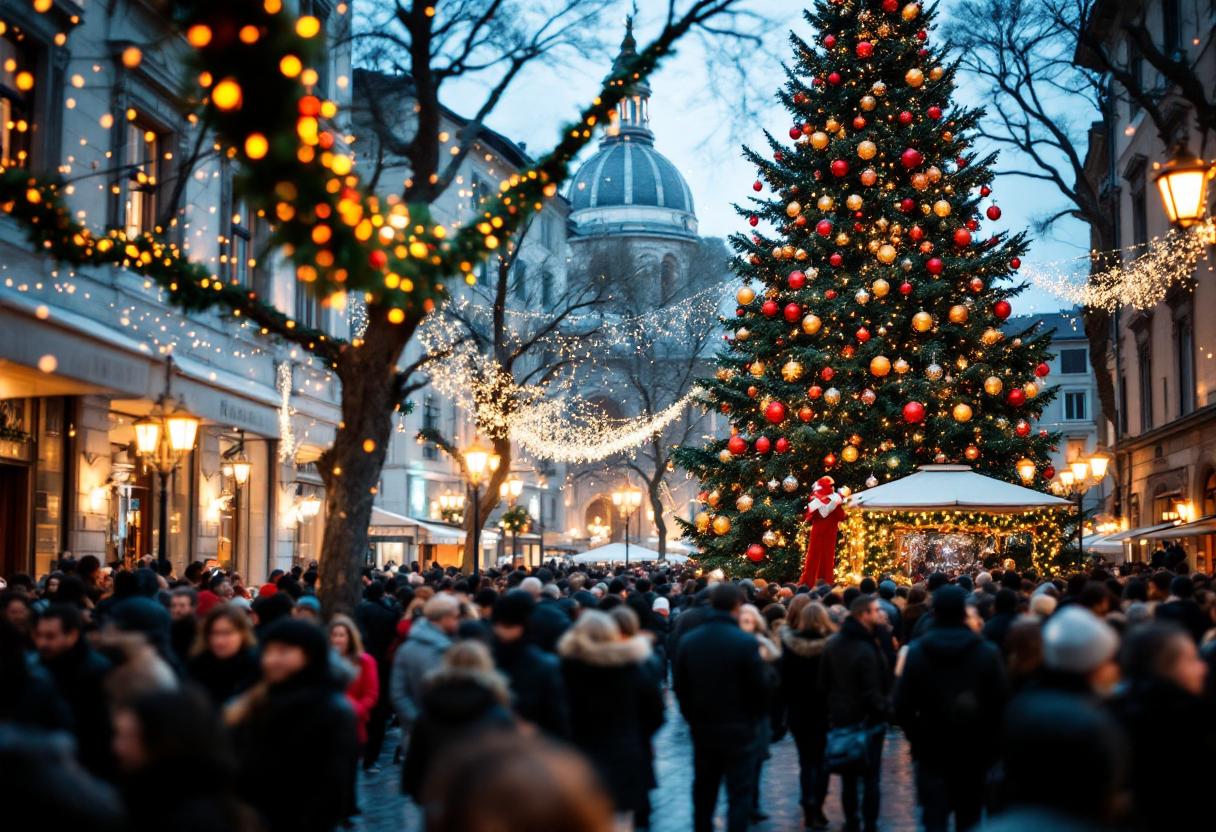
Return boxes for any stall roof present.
[1102,521,1181,542]
[849,465,1074,513]
[570,543,689,563]
[1140,515,1216,539]
[367,509,499,544]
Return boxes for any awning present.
[1140,515,1216,539]
[849,465,1074,513]
[1082,534,1124,555]
[569,543,689,563]
[1102,521,1181,543]
[368,508,421,538]
[366,509,501,545]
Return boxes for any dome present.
[568,142,695,215]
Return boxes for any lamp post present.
[133,358,199,574]
[1155,141,1212,228]
[500,473,524,565]
[463,438,500,582]
[611,483,643,567]
[1050,452,1110,562]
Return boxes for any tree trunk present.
[648,480,666,559]
[317,311,415,618]
[459,434,512,574]
[1083,223,1119,442]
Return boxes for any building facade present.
[0,1,352,582]
[1078,0,1216,569]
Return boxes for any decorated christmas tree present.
[675,0,1063,581]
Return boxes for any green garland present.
[500,505,531,534]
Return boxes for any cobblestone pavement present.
[354,689,920,832]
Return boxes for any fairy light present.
[278,362,297,462]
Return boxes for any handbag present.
[824,721,885,776]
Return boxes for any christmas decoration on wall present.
[673,0,1059,581]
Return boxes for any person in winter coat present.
[981,589,1020,655]
[353,581,399,771]
[330,614,379,824]
[674,583,772,832]
[1109,623,1215,832]
[781,602,835,830]
[226,619,356,832]
[34,603,115,778]
[559,610,665,829]
[893,586,1009,832]
[739,603,781,823]
[401,640,517,800]
[391,594,459,727]
[111,687,258,832]
[491,590,569,738]
[187,604,259,708]
[818,594,893,832]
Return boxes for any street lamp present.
[611,483,644,567]
[463,438,501,582]
[133,357,199,573]
[1015,458,1037,485]
[501,473,524,564]
[1050,453,1110,561]
[1155,141,1212,228]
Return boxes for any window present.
[421,395,438,460]
[541,269,555,307]
[1064,390,1088,421]
[295,283,321,330]
[540,212,559,252]
[124,120,163,237]
[1162,0,1181,57]
[1177,320,1194,416]
[1138,346,1153,432]
[1204,471,1216,518]
[660,255,679,303]
[0,34,33,168]
[1059,348,1087,374]
[1119,373,1129,435]
[229,196,252,286]
[1131,187,1148,248]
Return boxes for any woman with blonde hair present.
[780,602,837,829]
[329,613,379,823]
[739,603,782,822]
[187,603,258,708]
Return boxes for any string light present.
[277,362,297,462]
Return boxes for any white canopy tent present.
[570,543,689,564]
[1081,533,1125,555]
[849,465,1074,513]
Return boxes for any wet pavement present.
[355,689,921,832]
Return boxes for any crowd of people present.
[1,551,1215,832]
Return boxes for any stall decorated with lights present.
[842,465,1074,580]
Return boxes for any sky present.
[441,0,1093,315]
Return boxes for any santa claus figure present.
[799,476,846,588]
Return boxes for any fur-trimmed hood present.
[557,630,652,667]
[782,628,829,659]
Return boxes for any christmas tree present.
[675,0,1061,581]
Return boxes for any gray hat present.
[877,580,897,599]
[1042,606,1119,675]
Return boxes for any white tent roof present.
[570,543,689,564]
[1082,533,1124,555]
[849,465,1073,513]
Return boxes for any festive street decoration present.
[799,477,847,586]
[674,0,1059,581]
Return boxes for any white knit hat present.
[653,597,670,614]
[1042,606,1119,674]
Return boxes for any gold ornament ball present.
[824,387,841,405]
[736,286,755,305]
[835,232,851,246]
[894,357,910,374]
[861,168,878,186]
[877,244,897,264]
[842,445,860,463]
[870,355,892,376]
[888,455,902,469]
[913,311,934,332]
[905,68,925,88]
[846,193,864,211]
[860,95,877,111]
[872,278,890,297]
[782,475,800,493]
[716,368,734,381]
[782,360,804,382]
[811,131,829,149]
[981,328,1002,345]
[948,304,969,324]
[786,201,802,218]
[762,530,779,547]
[1023,382,1039,398]
[855,288,871,304]
[872,80,887,96]
[965,444,980,461]
[818,195,835,211]
[694,512,710,532]
[860,388,877,405]
[929,65,945,81]
[927,165,943,183]
[902,2,921,20]
[953,403,974,422]
[782,244,795,258]
[736,493,754,512]
[926,362,944,380]
[858,140,877,160]
[735,327,751,341]
[912,432,925,443]
[749,360,765,377]
[712,515,731,536]
[995,417,1009,430]
[718,449,733,463]
[911,172,929,190]
[983,376,1003,395]
[796,248,809,261]
[933,199,952,217]
[802,314,822,335]
[825,118,841,133]
[707,489,721,508]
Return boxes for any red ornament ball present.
[798,406,814,422]
[1014,419,1031,437]
[900,198,916,213]
[762,300,779,317]
[841,345,855,358]
[1010,257,1021,269]
[1039,429,1049,437]
[369,249,388,269]
[747,544,766,563]
[775,437,790,454]
[954,228,972,247]
[825,289,838,299]
[753,180,763,192]
[956,156,968,168]
[775,151,784,161]
[903,401,926,423]
[853,115,867,129]
[857,41,874,57]
[909,225,925,240]
[966,218,979,232]
[986,205,1002,221]
[900,281,913,295]
[856,327,870,342]
[808,385,823,399]
[969,277,984,292]
[795,215,808,227]
[980,185,992,197]
[728,435,748,455]
[993,300,1012,319]
[882,0,898,11]
[1043,466,1056,480]
[901,148,924,168]
[831,159,850,177]
[824,453,837,468]
[821,367,835,381]
[789,125,802,139]
[765,401,787,424]
[926,257,944,275]
[817,219,833,237]
[829,253,844,267]
[828,72,842,85]
[748,216,758,227]
[824,34,836,48]
[784,303,802,322]
[1035,362,1050,378]
[1008,389,1027,407]
[788,270,806,289]
[917,30,929,41]
[927,105,942,120]
[898,111,913,125]
[755,436,771,454]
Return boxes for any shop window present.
[124,118,165,237]
[0,33,33,168]
[421,395,438,460]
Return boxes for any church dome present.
[566,20,697,242]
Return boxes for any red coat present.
[799,494,846,588]
[345,652,380,745]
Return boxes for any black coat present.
[40,640,114,778]
[187,649,259,709]
[560,633,665,816]
[231,671,356,832]
[893,623,1008,771]
[817,617,891,728]
[170,617,198,669]
[528,597,571,653]
[673,611,771,750]
[779,628,831,744]
[1154,599,1209,644]
[981,612,1018,655]
[401,669,516,797]
[354,599,400,663]
[1111,677,1216,832]
[0,653,71,731]
[667,599,712,667]
[493,636,569,738]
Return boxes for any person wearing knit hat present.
[1040,606,1120,696]
[652,596,670,616]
